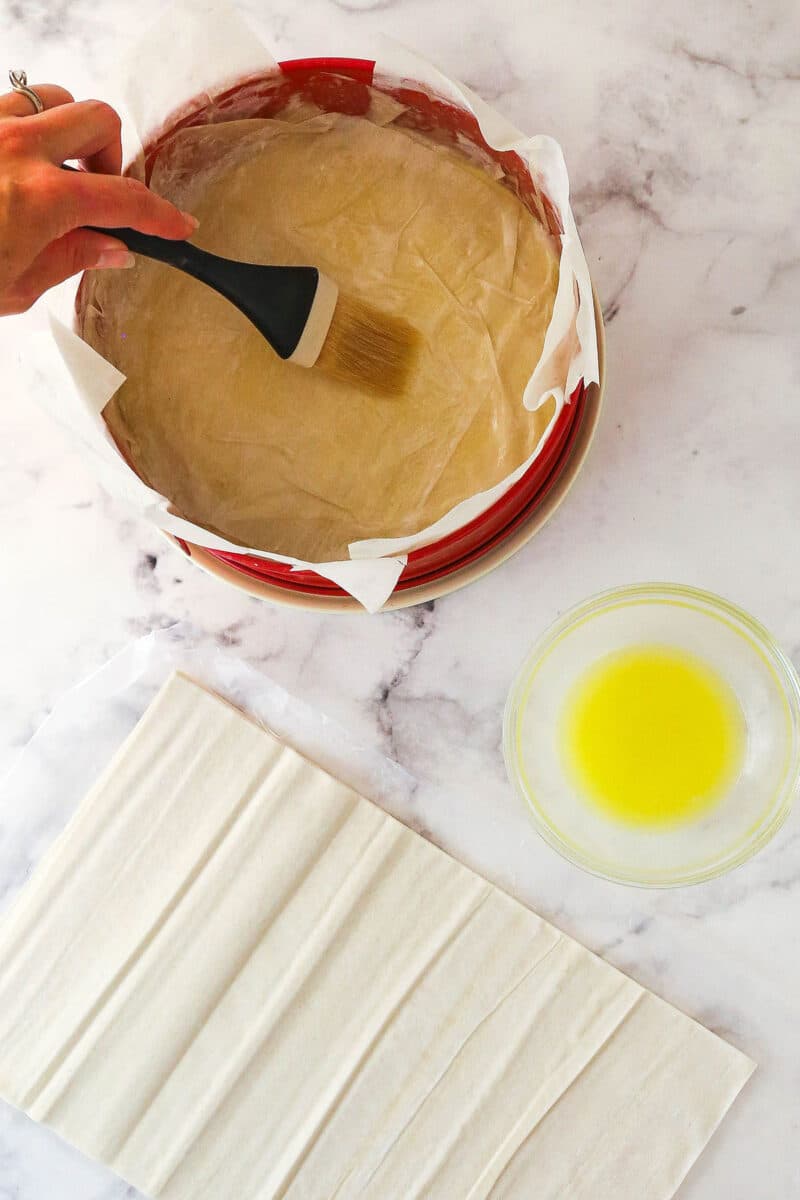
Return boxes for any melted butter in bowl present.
[504,585,800,886]
[560,645,745,828]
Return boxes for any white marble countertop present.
[1,1,798,1197]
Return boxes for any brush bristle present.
[315,294,420,397]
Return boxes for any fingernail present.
[95,250,136,270]
[182,211,200,231]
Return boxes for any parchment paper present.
[83,106,561,562]
[38,1,599,609]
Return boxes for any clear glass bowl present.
[503,584,800,886]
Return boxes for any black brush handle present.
[61,164,317,359]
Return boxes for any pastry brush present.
[63,166,418,397]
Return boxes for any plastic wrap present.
[0,622,416,920]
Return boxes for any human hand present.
[0,82,197,315]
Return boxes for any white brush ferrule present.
[287,272,339,368]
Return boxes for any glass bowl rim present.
[503,582,800,887]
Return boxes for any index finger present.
[32,98,124,175]
[52,167,197,240]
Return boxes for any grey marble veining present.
[1,0,799,1196]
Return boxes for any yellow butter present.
[561,645,745,827]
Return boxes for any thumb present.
[9,230,134,312]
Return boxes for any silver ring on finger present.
[8,69,45,114]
